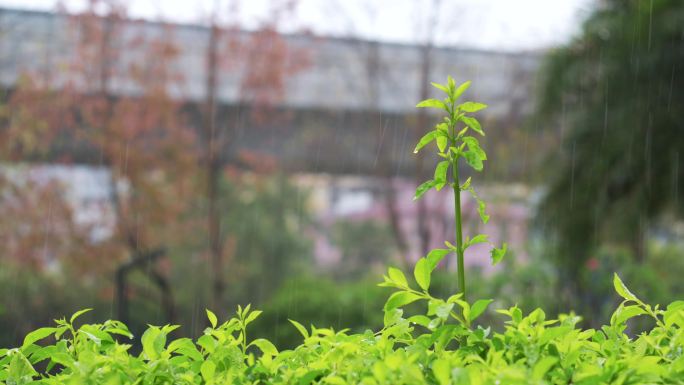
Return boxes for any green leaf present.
[532,356,558,380]
[383,308,403,327]
[384,291,422,311]
[664,301,684,327]
[462,136,487,160]
[453,80,471,101]
[464,150,484,171]
[414,131,437,153]
[414,250,450,292]
[539,326,572,345]
[416,98,446,110]
[431,82,449,93]
[613,273,639,302]
[414,179,436,200]
[469,299,493,322]
[447,76,456,92]
[460,177,471,190]
[435,302,454,320]
[446,293,463,304]
[69,309,92,325]
[426,249,450,270]
[22,327,57,349]
[612,304,647,325]
[407,315,432,328]
[250,338,278,357]
[244,310,262,326]
[141,326,164,361]
[476,197,489,224]
[436,135,448,153]
[461,116,484,136]
[464,234,489,251]
[206,309,217,329]
[289,319,310,339]
[432,358,451,385]
[459,101,488,112]
[298,370,327,385]
[433,161,449,190]
[414,258,431,291]
[200,360,216,382]
[8,351,38,380]
[490,243,507,265]
[388,267,408,287]
[167,338,203,361]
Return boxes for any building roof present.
[0,7,542,117]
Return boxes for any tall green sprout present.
[412,76,506,299]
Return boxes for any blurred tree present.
[330,219,397,279]
[0,0,198,324]
[537,0,684,306]
[199,0,309,311]
[170,171,313,337]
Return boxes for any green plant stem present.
[452,155,465,299]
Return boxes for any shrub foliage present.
[1,274,683,384]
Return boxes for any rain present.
[0,0,682,382]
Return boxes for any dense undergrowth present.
[2,78,682,384]
[0,273,683,384]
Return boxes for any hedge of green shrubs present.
[1,272,683,384]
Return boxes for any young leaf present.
[414,180,436,200]
[200,360,216,382]
[414,258,431,291]
[613,273,640,302]
[447,76,456,92]
[476,197,489,224]
[249,338,278,357]
[532,357,559,380]
[460,177,472,190]
[459,101,487,112]
[407,315,432,328]
[464,234,489,251]
[490,243,507,265]
[462,136,487,160]
[426,249,450,270]
[446,293,463,304]
[141,326,162,360]
[244,310,262,326]
[22,327,57,349]
[416,99,446,110]
[8,352,38,380]
[414,131,437,153]
[464,150,484,171]
[453,80,471,101]
[384,291,422,311]
[432,358,451,385]
[288,319,309,339]
[461,116,484,136]
[388,267,408,287]
[611,304,647,325]
[434,161,449,190]
[436,135,448,153]
[431,82,449,93]
[469,299,494,322]
[69,309,92,325]
[206,309,218,329]
[664,301,684,327]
